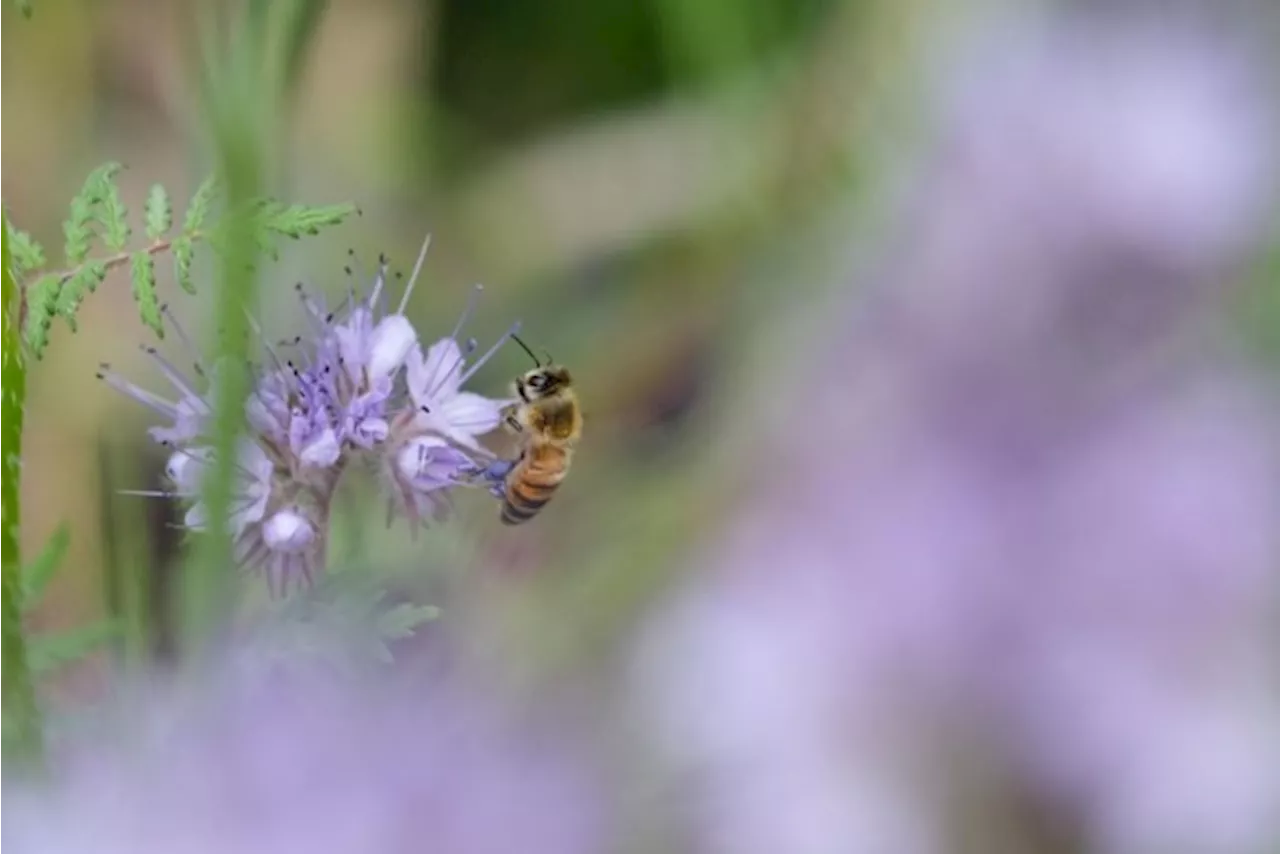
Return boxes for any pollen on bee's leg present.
[481,459,516,482]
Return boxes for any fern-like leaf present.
[144,184,172,241]
[376,601,440,641]
[23,274,60,357]
[130,252,162,337]
[21,523,70,605]
[5,221,45,275]
[182,175,218,234]
[55,262,107,332]
[93,164,130,250]
[62,184,98,266]
[18,164,350,357]
[257,202,355,239]
[172,236,197,294]
[28,620,120,674]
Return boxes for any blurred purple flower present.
[635,14,1280,854]
[6,659,606,854]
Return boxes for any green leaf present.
[257,202,356,239]
[93,164,130,251]
[54,261,108,332]
[172,235,197,294]
[28,620,120,674]
[16,0,34,19]
[130,252,162,337]
[182,175,218,235]
[144,184,172,241]
[21,523,70,606]
[23,274,60,357]
[5,220,45,274]
[62,191,97,266]
[376,601,440,641]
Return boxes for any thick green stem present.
[1,214,44,768]
[182,50,265,659]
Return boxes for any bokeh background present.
[5,0,1280,852]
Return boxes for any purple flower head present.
[101,236,519,594]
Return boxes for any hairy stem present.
[1,216,44,770]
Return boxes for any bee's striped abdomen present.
[501,444,570,525]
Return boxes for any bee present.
[479,335,582,525]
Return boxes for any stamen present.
[294,282,330,332]
[397,234,432,315]
[140,346,209,410]
[457,321,523,388]
[165,444,264,484]
[448,284,483,343]
[161,304,206,377]
[368,257,388,313]
[427,336,480,400]
[97,367,179,418]
[241,311,291,379]
[421,285,488,399]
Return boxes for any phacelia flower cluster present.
[100,239,516,594]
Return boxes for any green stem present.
[20,231,205,294]
[183,53,265,659]
[1,212,44,768]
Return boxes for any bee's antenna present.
[542,349,554,365]
[511,333,541,366]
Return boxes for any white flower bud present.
[262,509,316,554]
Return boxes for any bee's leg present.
[479,459,517,481]
[475,458,516,499]
[505,414,524,434]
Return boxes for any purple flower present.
[634,16,1280,854]
[101,237,519,593]
[6,656,606,854]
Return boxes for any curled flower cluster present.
[100,239,516,593]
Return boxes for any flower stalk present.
[183,91,263,655]
[1,216,44,769]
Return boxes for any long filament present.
[397,234,433,315]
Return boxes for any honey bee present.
[479,335,582,525]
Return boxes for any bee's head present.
[516,365,572,401]
[509,333,572,401]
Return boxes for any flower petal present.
[367,315,418,381]
[299,427,341,469]
[439,392,505,436]
[184,503,207,531]
[407,338,465,406]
